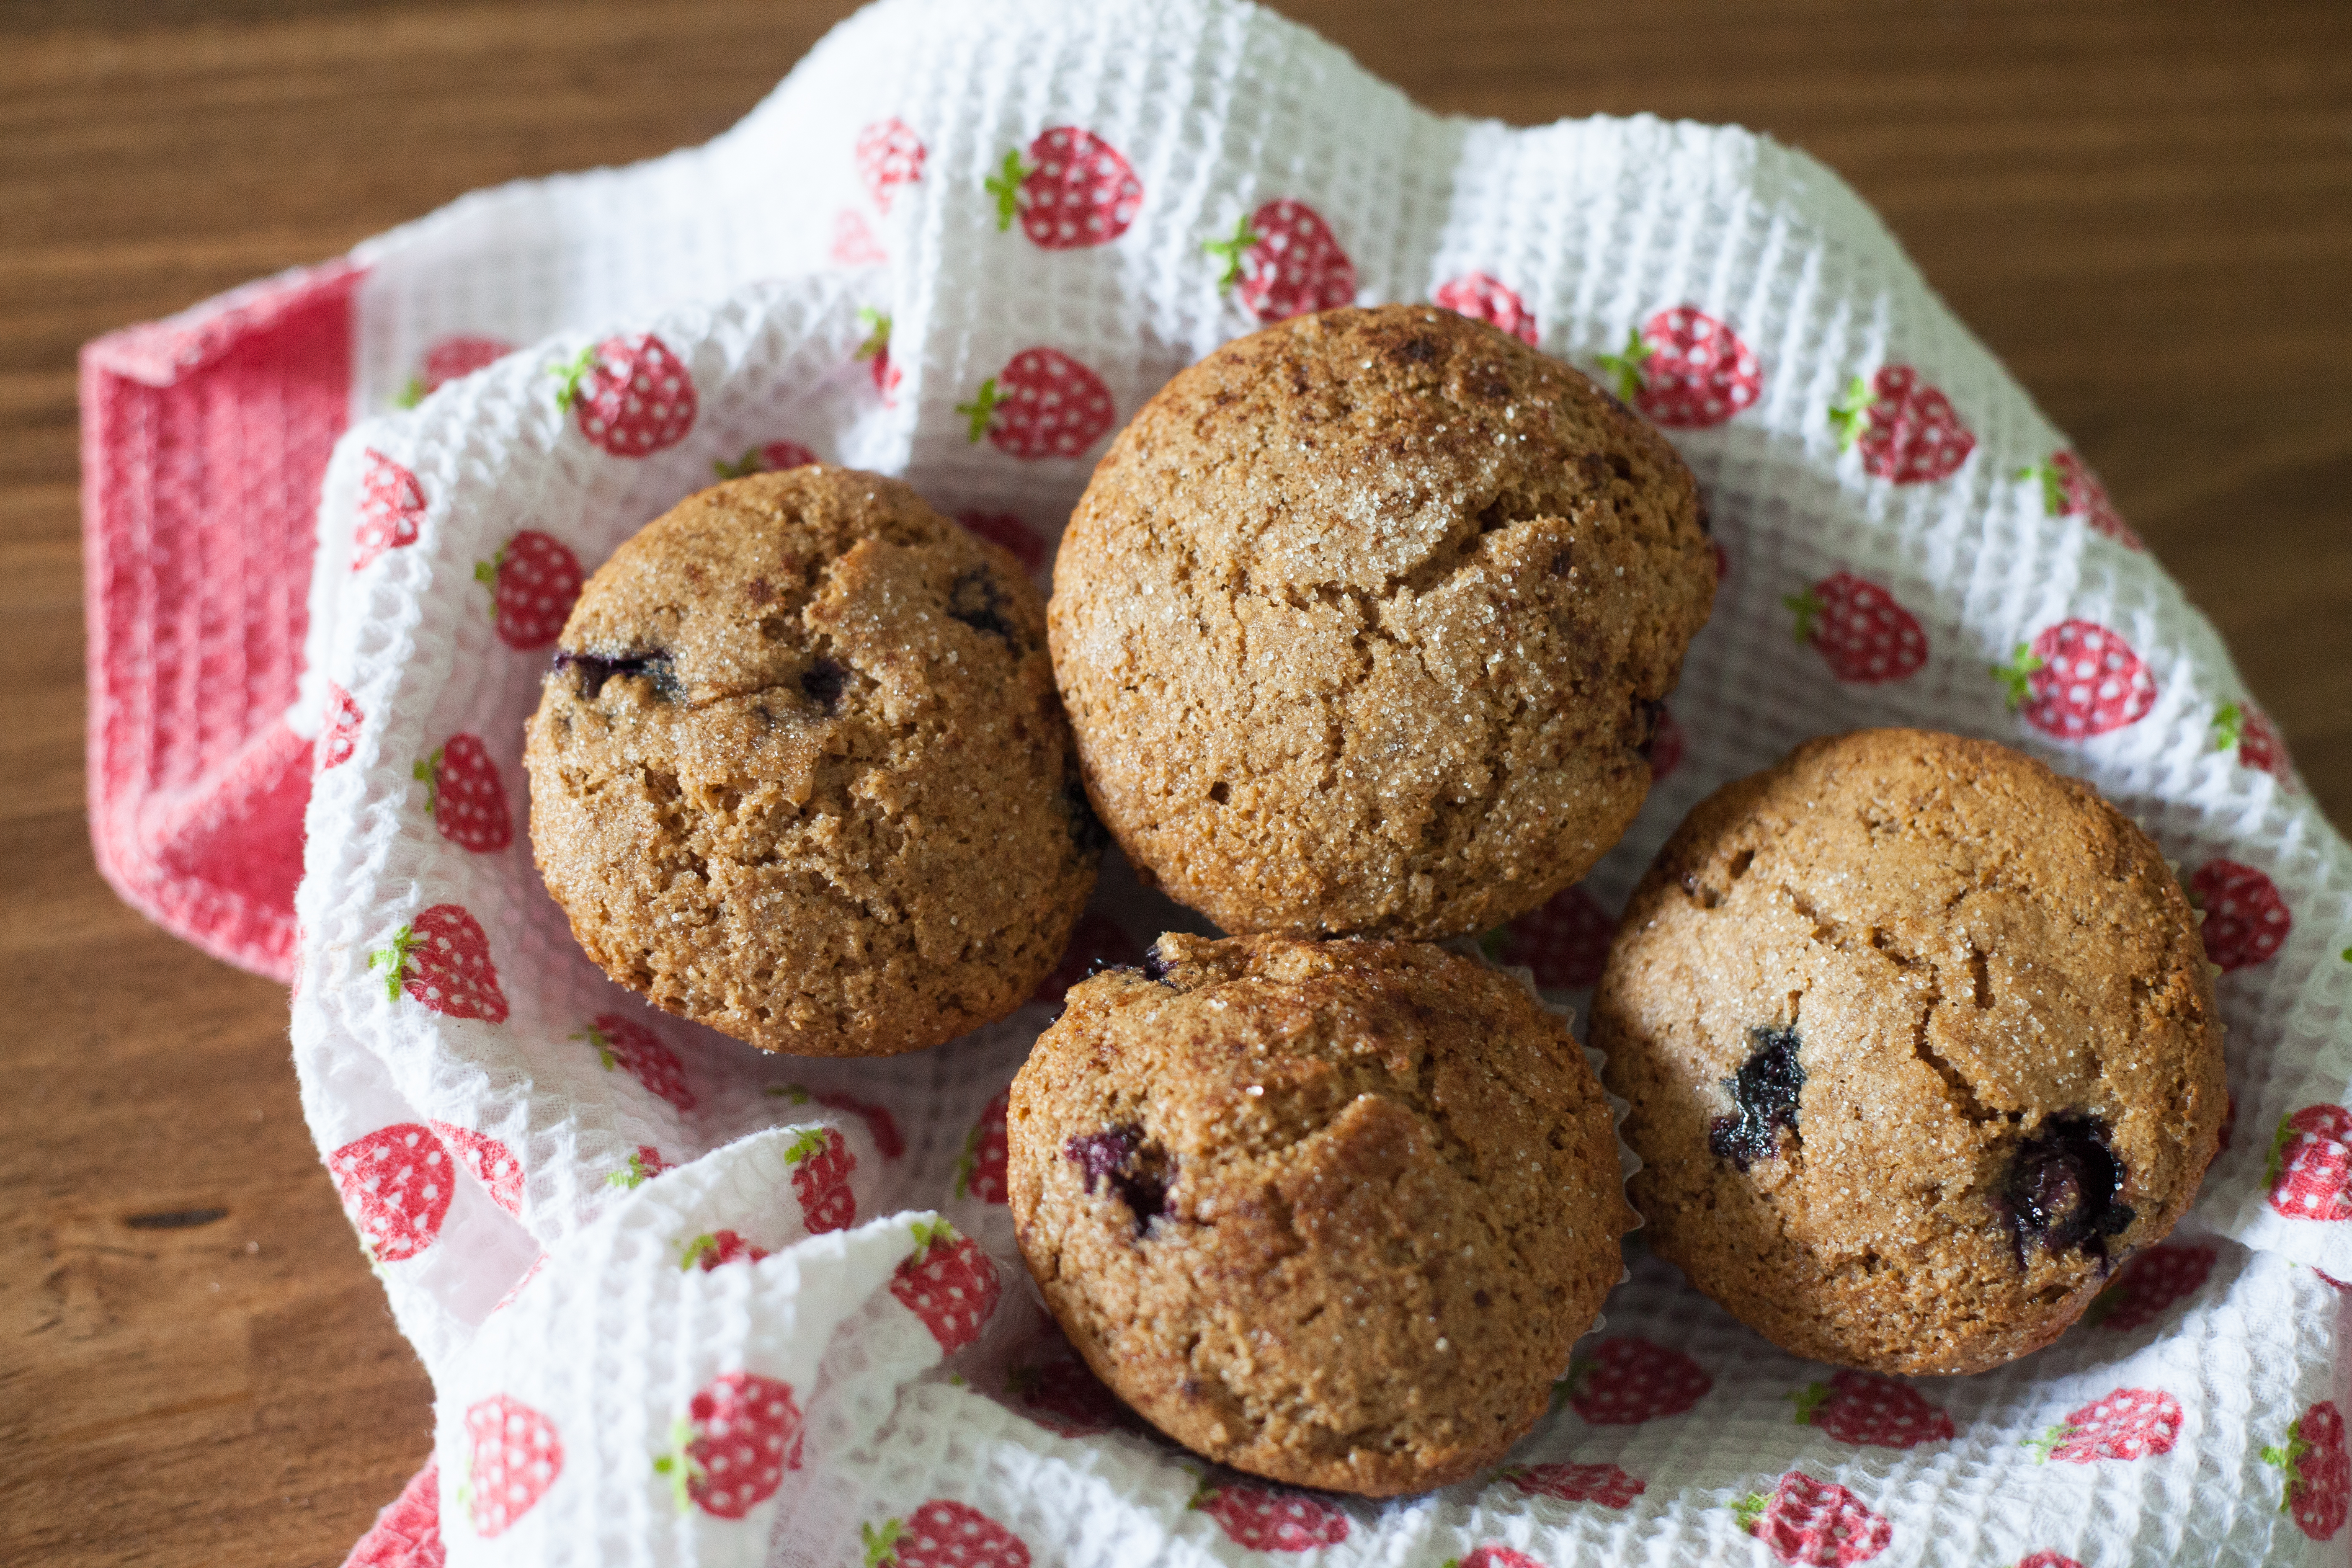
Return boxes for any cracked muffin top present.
[1591,727,2225,1375]
[1007,932,1632,1496]
[1047,303,1715,940]
[523,467,1099,1056]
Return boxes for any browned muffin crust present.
[1591,727,2225,1375]
[524,467,1098,1056]
[1048,303,1715,940]
[1009,933,1632,1496]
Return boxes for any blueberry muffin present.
[524,467,1099,1056]
[1008,933,1632,1495]
[1591,728,2224,1374]
[1047,303,1715,940]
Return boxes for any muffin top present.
[1048,303,1715,940]
[524,467,1098,1056]
[1009,932,1632,1495]
[1591,727,2225,1374]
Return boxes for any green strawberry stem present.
[856,308,892,361]
[2015,459,2069,517]
[1594,326,1651,403]
[1476,925,1509,961]
[861,1518,905,1568]
[652,1415,701,1513]
[2267,1113,2300,1189]
[765,1083,813,1103]
[679,1232,720,1271]
[553,344,597,412]
[394,378,427,410]
[2082,1276,2125,1326]
[1827,375,1875,451]
[608,1150,654,1190]
[2264,1421,2311,1509]
[1991,643,2042,709]
[785,1126,833,1165]
[713,449,761,480]
[474,547,507,615]
[1787,1382,1831,1425]
[1185,1474,1222,1510]
[574,1023,616,1070]
[1783,591,1823,645]
[983,150,1028,230]
[954,379,1002,444]
[907,1215,954,1262]
[1202,215,1259,293]
[1734,1491,1769,1533]
[952,1118,985,1199]
[2022,1421,2073,1463]
[413,749,443,816]
[367,925,418,1003]
[2210,701,2246,753]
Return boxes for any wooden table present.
[4,2,2346,1561]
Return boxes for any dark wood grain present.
[3,3,2346,1563]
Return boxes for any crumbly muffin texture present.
[524,467,1099,1057]
[1008,933,1632,1496]
[1048,304,1715,941]
[1591,728,2225,1375]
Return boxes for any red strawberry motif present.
[397,333,512,406]
[765,1083,904,1159]
[2026,1387,2183,1463]
[1503,1461,1645,1509]
[554,333,696,456]
[2265,1400,2350,1541]
[2087,1241,2218,1329]
[1786,572,1928,683]
[606,1145,671,1191]
[890,1217,1001,1354]
[1647,704,1687,781]
[864,1500,1032,1568]
[2268,1106,2352,1222]
[2211,701,2299,789]
[830,209,888,266]
[855,118,926,212]
[1829,366,1974,484]
[655,1372,802,1519]
[856,307,902,402]
[1790,1370,1955,1449]
[714,439,819,481]
[680,1228,771,1271]
[957,510,1048,575]
[1447,1548,1539,1568]
[1736,1472,1891,1566]
[434,1122,524,1215]
[957,348,1114,459]
[1007,1353,1133,1437]
[353,449,426,570]
[1206,199,1356,322]
[581,1013,695,1112]
[369,904,508,1022]
[415,733,512,853]
[986,127,1141,249]
[1488,885,1614,991]
[461,1395,561,1537]
[1599,306,1762,428]
[320,683,364,769]
[327,1123,454,1262]
[475,529,583,650]
[1190,1475,1350,1551]
[955,1089,1010,1204]
[1564,1337,1711,1424]
[2017,1555,2083,1568]
[1994,620,2156,738]
[2018,451,2143,549]
[2189,859,2291,971]
[787,1126,857,1234]
[1433,273,1538,345]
